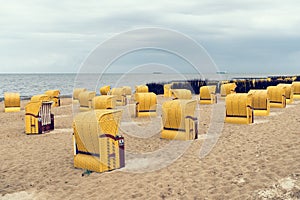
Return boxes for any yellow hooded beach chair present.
[78,91,96,111]
[122,86,132,96]
[248,90,270,116]
[25,100,54,134]
[45,90,60,107]
[267,86,286,108]
[161,99,198,140]
[73,88,87,99]
[199,86,217,104]
[73,88,87,104]
[92,95,116,109]
[111,87,126,106]
[220,83,236,99]
[171,89,192,100]
[164,84,172,97]
[73,109,124,173]
[31,94,50,102]
[4,92,21,112]
[100,85,111,95]
[277,83,294,104]
[292,81,300,99]
[225,93,253,124]
[135,85,149,93]
[135,92,157,117]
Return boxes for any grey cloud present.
[0,0,300,74]
[201,35,300,74]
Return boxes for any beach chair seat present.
[78,91,96,111]
[267,86,286,108]
[135,85,149,93]
[135,92,157,117]
[292,82,300,99]
[225,93,253,124]
[100,85,111,95]
[161,99,198,140]
[31,94,50,102]
[220,83,236,99]
[4,92,21,112]
[92,95,116,109]
[171,89,192,100]
[199,86,217,104]
[277,84,294,104]
[111,88,126,106]
[73,109,124,173]
[45,90,60,107]
[164,84,172,97]
[248,90,270,116]
[25,101,54,134]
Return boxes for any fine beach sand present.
[0,96,300,200]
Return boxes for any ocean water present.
[0,72,274,100]
[0,73,202,100]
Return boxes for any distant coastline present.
[216,71,227,74]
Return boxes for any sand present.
[0,97,300,200]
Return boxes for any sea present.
[0,72,289,101]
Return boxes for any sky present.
[0,0,300,74]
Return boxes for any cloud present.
[0,0,300,74]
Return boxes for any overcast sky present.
[1,0,300,74]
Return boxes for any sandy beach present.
[1,97,300,200]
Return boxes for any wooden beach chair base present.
[5,107,21,112]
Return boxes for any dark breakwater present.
[147,79,209,95]
[146,75,300,95]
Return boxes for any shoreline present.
[1,74,299,100]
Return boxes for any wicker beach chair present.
[225,93,253,124]
[73,109,124,173]
[248,90,270,116]
[45,90,60,107]
[78,91,96,111]
[73,88,87,104]
[111,88,126,106]
[122,86,132,96]
[171,89,192,100]
[4,92,21,112]
[277,84,294,104]
[25,100,54,134]
[31,94,50,102]
[135,92,157,117]
[164,84,172,97]
[220,83,236,99]
[100,85,111,95]
[199,86,217,104]
[292,82,300,99]
[92,95,116,109]
[161,99,198,140]
[135,85,149,93]
[267,86,286,108]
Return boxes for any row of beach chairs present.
[3,90,60,135]
[223,82,300,124]
[3,90,61,112]
[74,85,217,111]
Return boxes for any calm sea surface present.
[0,73,279,100]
